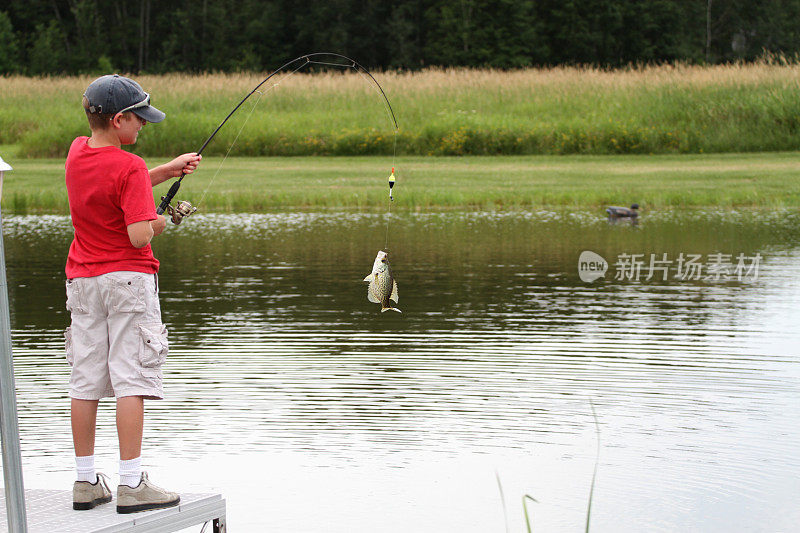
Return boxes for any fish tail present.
[381,307,402,314]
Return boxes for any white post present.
[0,159,28,531]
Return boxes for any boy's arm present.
[149,153,202,186]
[127,215,167,248]
[127,220,154,248]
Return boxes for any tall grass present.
[3,62,800,158]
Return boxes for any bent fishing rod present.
[157,52,399,224]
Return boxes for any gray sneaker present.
[116,471,180,514]
[73,472,112,510]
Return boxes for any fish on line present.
[363,250,401,313]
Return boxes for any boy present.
[65,74,201,513]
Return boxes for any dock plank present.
[0,489,225,532]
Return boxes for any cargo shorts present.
[64,271,168,400]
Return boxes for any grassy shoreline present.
[3,64,800,157]
[2,152,799,213]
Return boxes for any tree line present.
[2,0,800,75]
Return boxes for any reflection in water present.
[2,211,800,532]
[607,216,639,226]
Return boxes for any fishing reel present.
[160,197,197,225]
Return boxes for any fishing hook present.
[156,52,399,223]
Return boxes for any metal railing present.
[0,161,28,531]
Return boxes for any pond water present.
[1,210,799,532]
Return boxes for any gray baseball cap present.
[83,74,166,123]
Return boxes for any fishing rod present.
[157,52,399,224]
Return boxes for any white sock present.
[75,455,97,483]
[119,457,142,488]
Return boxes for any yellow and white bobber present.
[0,155,11,200]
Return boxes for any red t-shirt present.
[65,136,159,278]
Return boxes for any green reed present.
[3,63,800,158]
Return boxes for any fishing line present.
[385,131,398,250]
[385,193,392,250]
[196,90,264,207]
[353,67,399,250]
[196,60,309,207]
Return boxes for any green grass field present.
[3,152,799,213]
[3,63,800,158]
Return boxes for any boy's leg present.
[117,396,143,460]
[66,275,113,496]
[105,272,179,512]
[117,395,144,488]
[105,272,166,490]
[67,275,114,509]
[71,398,99,456]
[72,398,101,485]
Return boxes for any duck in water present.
[606,203,639,220]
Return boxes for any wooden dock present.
[0,489,226,532]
